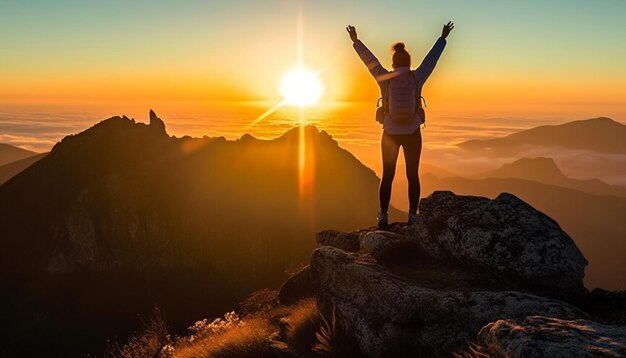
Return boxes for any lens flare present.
[298,114,315,200]
[279,67,323,107]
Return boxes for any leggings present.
[380,129,422,213]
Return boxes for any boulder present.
[476,316,626,357]
[397,191,588,295]
[310,246,587,356]
[317,191,588,297]
[278,266,313,305]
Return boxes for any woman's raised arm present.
[414,21,454,83]
[347,25,389,82]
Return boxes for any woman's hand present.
[346,25,358,43]
[441,21,454,39]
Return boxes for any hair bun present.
[392,42,406,52]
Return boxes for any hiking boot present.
[377,211,388,227]
[408,212,419,225]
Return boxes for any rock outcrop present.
[311,246,586,356]
[278,266,313,306]
[305,191,625,357]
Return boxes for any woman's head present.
[391,42,411,69]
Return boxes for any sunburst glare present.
[280,67,323,107]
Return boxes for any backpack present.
[376,71,426,126]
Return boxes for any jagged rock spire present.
[149,109,167,135]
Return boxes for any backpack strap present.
[413,73,428,107]
[411,72,419,105]
[412,72,428,128]
[383,78,390,110]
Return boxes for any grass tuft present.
[174,314,274,358]
[104,306,173,358]
[282,298,320,353]
[108,293,369,357]
[453,342,493,358]
[313,307,366,358]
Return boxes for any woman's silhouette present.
[347,22,454,226]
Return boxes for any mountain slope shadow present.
[0,111,401,356]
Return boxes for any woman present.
[347,22,454,226]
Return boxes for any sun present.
[279,67,323,107]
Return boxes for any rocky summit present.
[279,191,626,357]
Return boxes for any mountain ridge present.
[1,112,394,275]
[0,111,401,356]
[0,152,47,185]
[0,143,39,167]
[458,117,626,154]
[474,157,626,198]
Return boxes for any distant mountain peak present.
[280,124,320,137]
[52,112,171,155]
[511,156,558,167]
[458,117,626,155]
[586,117,616,123]
[478,157,565,181]
[473,156,626,198]
[239,133,256,141]
[277,125,335,144]
[565,117,621,128]
[233,126,336,147]
[506,157,563,176]
[0,143,39,167]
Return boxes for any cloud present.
[423,143,626,186]
[0,134,55,153]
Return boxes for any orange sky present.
[1,1,625,109]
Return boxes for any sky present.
[1,0,625,108]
